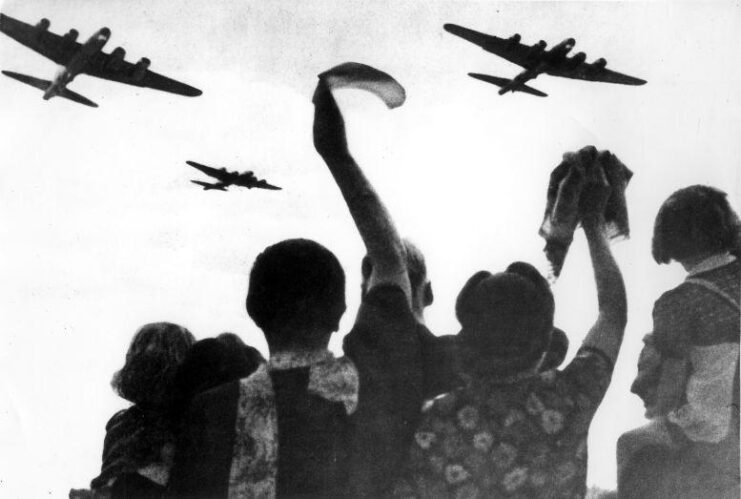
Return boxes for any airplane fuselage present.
[44,27,110,100]
[500,38,575,95]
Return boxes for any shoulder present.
[654,284,694,314]
[103,407,149,436]
[105,408,131,431]
[652,284,698,333]
[561,346,613,376]
[559,347,614,408]
[187,379,242,420]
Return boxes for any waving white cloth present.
[319,62,406,109]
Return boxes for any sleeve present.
[561,346,615,414]
[652,289,694,359]
[342,284,424,497]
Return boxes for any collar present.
[268,349,335,370]
[687,252,736,276]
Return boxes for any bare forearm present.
[321,151,407,284]
[582,219,627,360]
[585,221,627,325]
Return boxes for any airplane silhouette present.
[0,13,201,107]
[444,23,646,97]
[186,161,281,191]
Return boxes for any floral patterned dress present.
[394,347,613,499]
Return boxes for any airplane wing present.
[234,174,281,190]
[444,24,533,68]
[85,51,202,96]
[253,179,282,191]
[186,161,234,182]
[0,13,81,66]
[546,62,646,85]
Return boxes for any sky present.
[0,0,739,496]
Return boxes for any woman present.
[394,148,628,498]
[91,322,195,498]
[620,185,740,498]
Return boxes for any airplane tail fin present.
[2,70,98,107]
[191,180,227,191]
[468,73,548,97]
[2,70,52,91]
[57,87,98,108]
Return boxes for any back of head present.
[112,322,195,409]
[173,334,264,411]
[455,262,554,368]
[652,185,740,264]
[246,239,346,349]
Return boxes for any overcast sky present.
[0,1,739,496]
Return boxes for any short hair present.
[362,238,427,290]
[246,239,346,346]
[652,185,740,264]
[111,322,195,408]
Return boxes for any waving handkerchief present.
[318,62,406,109]
[540,150,633,279]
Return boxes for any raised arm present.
[579,150,628,364]
[312,80,410,299]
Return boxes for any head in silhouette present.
[246,238,346,354]
[112,322,195,410]
[652,185,740,267]
[455,262,558,374]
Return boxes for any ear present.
[423,281,434,307]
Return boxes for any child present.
[91,322,195,498]
[619,185,740,495]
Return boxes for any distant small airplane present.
[0,13,202,107]
[187,161,281,191]
[444,23,646,97]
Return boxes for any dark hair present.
[246,239,346,347]
[173,334,264,411]
[652,185,740,264]
[456,262,554,365]
[111,322,195,409]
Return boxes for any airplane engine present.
[593,58,607,69]
[569,52,587,67]
[107,47,126,69]
[133,57,151,81]
[36,18,50,31]
[507,33,521,49]
[528,40,547,58]
[64,29,79,42]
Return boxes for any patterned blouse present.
[394,347,613,499]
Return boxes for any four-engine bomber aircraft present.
[0,13,202,107]
[187,161,282,192]
[444,23,646,97]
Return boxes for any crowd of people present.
[75,78,740,498]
